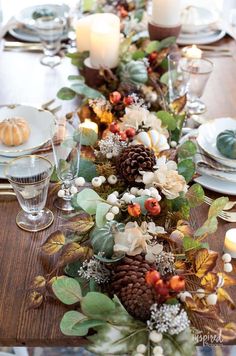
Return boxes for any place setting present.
[1,0,236,356]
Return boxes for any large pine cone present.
[117,144,156,183]
[109,255,157,321]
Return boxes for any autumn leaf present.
[194,248,218,278]
[170,94,187,114]
[57,242,93,267]
[217,273,236,287]
[176,220,194,236]
[62,216,94,233]
[27,291,43,309]
[201,272,219,292]
[175,260,188,271]
[184,297,224,323]
[42,231,65,255]
[217,288,235,309]
[29,276,46,290]
[205,323,236,342]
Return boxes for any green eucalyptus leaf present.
[159,36,176,50]
[60,311,88,336]
[183,235,201,251]
[71,82,103,99]
[132,50,146,60]
[81,127,98,146]
[194,216,218,237]
[157,110,177,131]
[68,75,85,81]
[52,276,82,305]
[208,197,229,218]
[83,0,96,12]
[73,188,102,215]
[95,202,111,228]
[134,9,144,22]
[160,71,169,85]
[78,158,97,182]
[81,292,116,320]
[145,40,160,54]
[178,159,195,183]
[178,141,197,159]
[186,184,205,208]
[57,87,76,100]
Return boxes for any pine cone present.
[117,144,156,183]
[109,255,157,321]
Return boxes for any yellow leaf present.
[218,272,236,287]
[42,231,65,255]
[63,216,94,233]
[175,260,187,271]
[27,291,43,309]
[205,323,236,342]
[218,288,235,309]
[170,94,187,114]
[29,276,46,290]
[201,272,219,292]
[57,243,93,267]
[194,248,218,278]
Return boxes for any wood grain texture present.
[0,36,236,346]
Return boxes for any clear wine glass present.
[5,155,53,232]
[34,15,66,68]
[179,57,213,115]
[51,114,81,212]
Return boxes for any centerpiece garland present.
[29,93,236,355]
[29,6,236,355]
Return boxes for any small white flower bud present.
[74,177,85,187]
[58,189,65,198]
[170,140,177,148]
[222,253,232,263]
[122,193,135,204]
[196,288,205,299]
[137,189,144,196]
[107,193,118,205]
[206,293,218,306]
[106,152,113,159]
[111,206,120,215]
[153,345,163,354]
[91,177,102,188]
[224,262,233,273]
[149,330,163,343]
[142,189,151,196]
[136,344,147,353]
[113,191,119,197]
[130,187,139,195]
[107,175,118,185]
[70,185,77,194]
[106,212,114,221]
[178,291,192,302]
[99,176,106,183]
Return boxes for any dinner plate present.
[0,105,55,157]
[181,6,219,34]
[197,117,236,169]
[194,174,236,196]
[177,29,225,45]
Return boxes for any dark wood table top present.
[0,36,236,346]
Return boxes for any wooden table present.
[0,36,236,346]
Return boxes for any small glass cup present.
[5,155,54,232]
[180,57,213,115]
[51,113,81,212]
[168,51,187,103]
[34,16,66,68]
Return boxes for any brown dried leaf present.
[62,216,94,233]
[194,248,218,278]
[29,276,46,290]
[57,242,93,267]
[175,260,187,271]
[217,288,235,310]
[42,231,65,255]
[201,272,219,292]
[170,94,187,114]
[185,298,224,323]
[218,272,236,287]
[205,323,236,342]
[177,220,194,236]
[27,291,43,309]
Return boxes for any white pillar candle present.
[224,228,236,258]
[151,0,181,26]
[90,14,120,69]
[75,15,94,52]
[183,45,202,59]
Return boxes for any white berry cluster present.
[91,175,118,188]
[98,133,127,159]
[106,191,120,221]
[129,186,161,201]
[222,253,233,272]
[147,303,190,336]
[134,335,164,356]
[57,177,86,198]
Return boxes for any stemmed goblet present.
[51,114,81,212]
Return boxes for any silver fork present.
[204,196,236,211]
[218,210,236,222]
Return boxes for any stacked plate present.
[178,6,225,45]
[10,4,69,42]
[195,118,236,195]
[0,105,55,178]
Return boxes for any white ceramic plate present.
[9,27,68,43]
[15,4,70,28]
[197,117,236,168]
[177,29,225,45]
[0,105,55,157]
[181,6,219,34]
[194,175,236,196]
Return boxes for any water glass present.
[168,52,187,103]
[5,155,53,232]
[180,58,213,115]
[34,16,66,68]
[51,114,81,212]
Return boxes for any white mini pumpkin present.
[132,129,169,154]
[0,117,30,146]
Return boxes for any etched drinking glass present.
[5,155,53,232]
[51,114,81,212]
[34,16,66,68]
